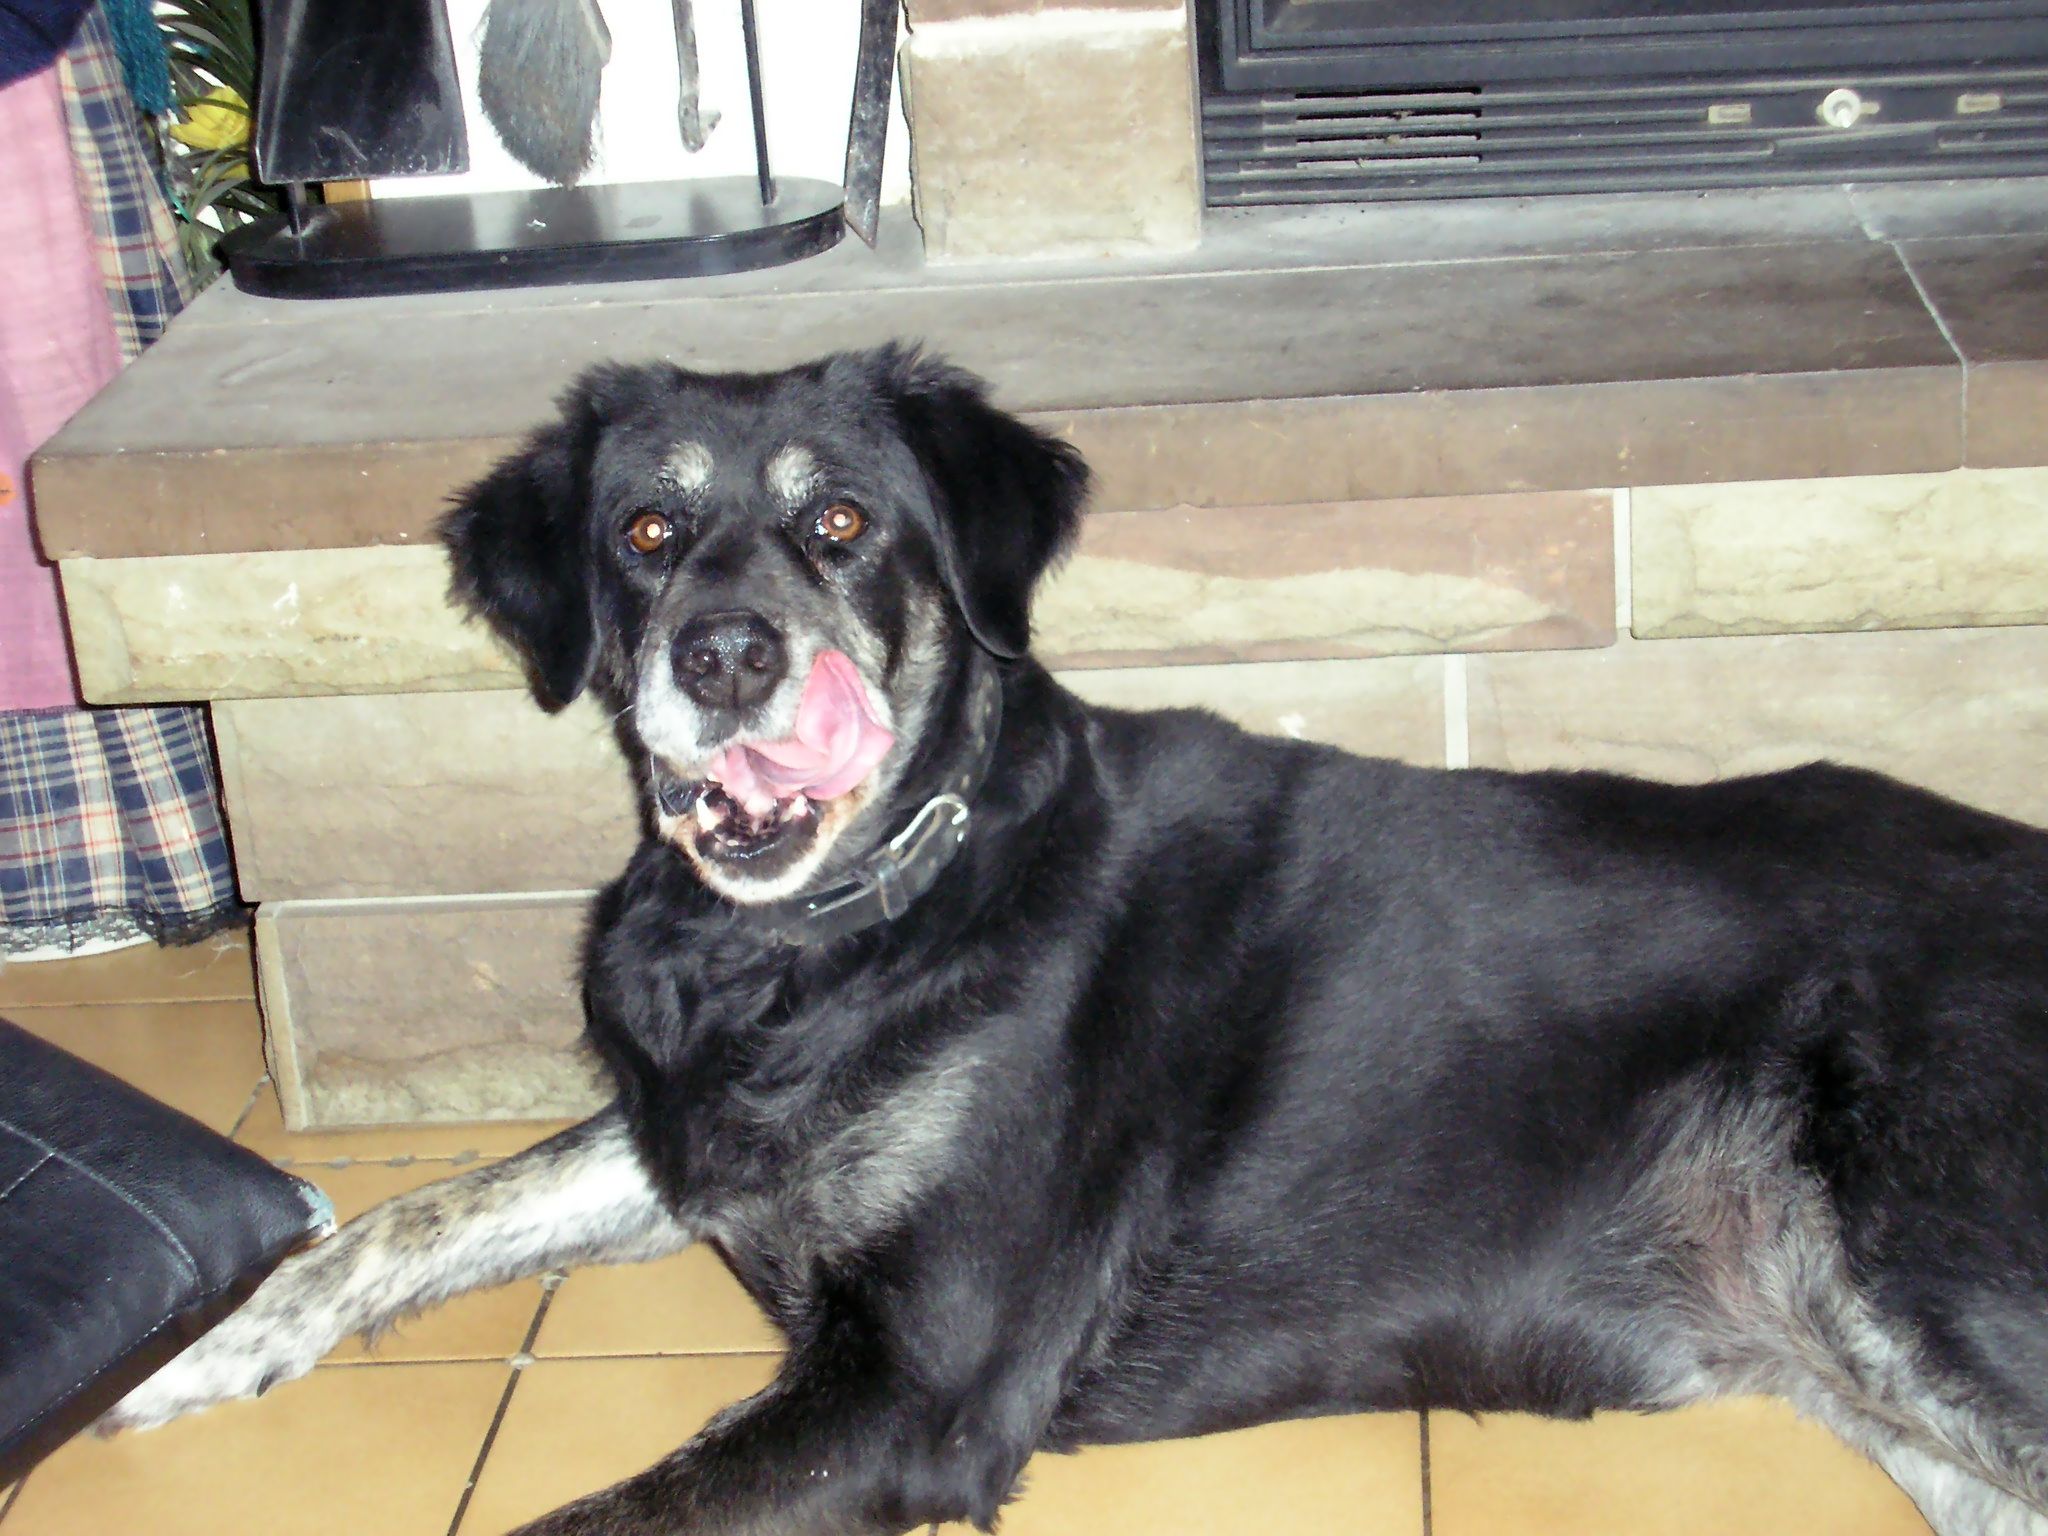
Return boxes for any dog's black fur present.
[436,346,2048,1535]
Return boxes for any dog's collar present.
[670,665,1003,948]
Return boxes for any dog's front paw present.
[95,1304,329,1433]
[94,1241,351,1433]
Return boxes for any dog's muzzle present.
[649,647,896,882]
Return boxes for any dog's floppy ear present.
[440,369,625,709]
[878,346,1090,660]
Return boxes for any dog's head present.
[441,346,1089,903]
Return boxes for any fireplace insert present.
[1200,0,2048,202]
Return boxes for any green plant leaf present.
[157,0,279,288]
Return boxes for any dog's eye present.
[624,510,672,556]
[817,504,867,544]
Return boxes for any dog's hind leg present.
[1864,1443,2048,1536]
[1631,1091,2048,1534]
[1696,1205,2048,1534]
[99,1104,688,1432]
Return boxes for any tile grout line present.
[0,989,256,1012]
[270,1152,494,1172]
[1442,656,1470,771]
[443,1285,557,1536]
[225,1075,269,1141]
[1612,487,1633,636]
[506,1348,785,1364]
[1419,1409,1432,1536]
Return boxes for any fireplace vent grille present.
[1202,69,2048,203]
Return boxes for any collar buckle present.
[886,792,970,860]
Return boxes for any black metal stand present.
[224,177,843,299]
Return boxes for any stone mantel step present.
[30,180,2048,563]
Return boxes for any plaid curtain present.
[57,4,192,352]
[0,709,237,950]
[0,4,238,956]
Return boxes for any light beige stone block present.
[216,659,1436,907]
[1061,655,1445,767]
[1038,493,1614,667]
[1632,467,2048,639]
[63,513,1531,701]
[60,546,519,703]
[257,895,609,1129]
[215,691,640,901]
[903,7,1200,261]
[1466,627,2048,828]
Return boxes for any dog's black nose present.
[672,612,788,712]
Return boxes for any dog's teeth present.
[780,796,808,822]
[694,797,720,833]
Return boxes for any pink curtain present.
[0,61,121,711]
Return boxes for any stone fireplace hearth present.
[26,10,2048,1128]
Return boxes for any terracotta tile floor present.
[0,932,1934,1535]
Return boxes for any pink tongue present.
[706,651,894,816]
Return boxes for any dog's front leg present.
[507,1305,1040,1536]
[100,1104,688,1432]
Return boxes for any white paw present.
[96,1303,331,1432]
[95,1240,353,1434]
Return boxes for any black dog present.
[107,347,2048,1536]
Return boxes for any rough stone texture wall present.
[901,6,1200,261]
[61,545,522,703]
[1630,469,2048,639]
[215,692,639,901]
[1467,627,2048,829]
[257,897,608,1128]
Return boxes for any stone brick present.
[1466,627,2048,827]
[1062,655,1444,766]
[62,495,1584,700]
[60,547,519,703]
[214,691,638,901]
[1966,364,2048,470]
[214,656,1437,909]
[1631,468,2048,640]
[258,896,608,1129]
[1038,493,1614,667]
[902,7,1199,260]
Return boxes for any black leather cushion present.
[0,1016,331,1482]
